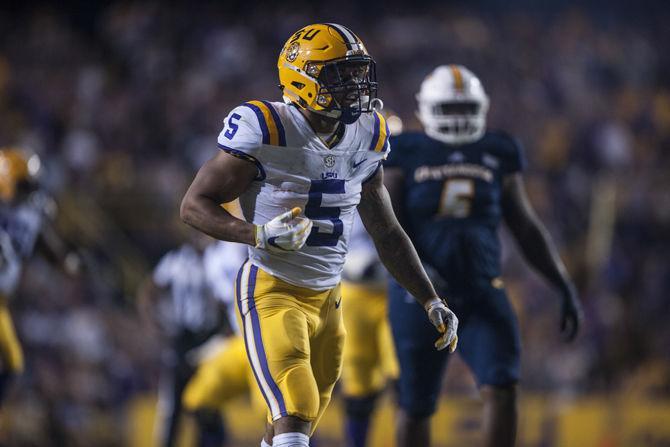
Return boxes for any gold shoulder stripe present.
[245,100,286,147]
[373,112,389,152]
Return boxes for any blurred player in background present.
[339,213,398,447]
[180,23,458,447]
[0,148,80,408]
[137,230,224,447]
[181,239,267,447]
[340,109,403,447]
[384,65,584,447]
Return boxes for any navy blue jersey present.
[385,131,525,288]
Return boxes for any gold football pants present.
[0,296,23,374]
[235,261,345,433]
[340,282,398,397]
[182,335,265,414]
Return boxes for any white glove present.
[255,207,313,253]
[424,298,459,352]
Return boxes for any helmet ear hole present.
[291,81,306,90]
[317,94,331,106]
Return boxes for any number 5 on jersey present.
[305,179,345,247]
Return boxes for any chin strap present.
[307,104,341,120]
[306,103,361,124]
[303,94,379,125]
[338,106,361,124]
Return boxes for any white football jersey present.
[203,241,248,334]
[217,100,390,290]
[0,199,45,296]
[153,244,219,335]
[342,212,386,287]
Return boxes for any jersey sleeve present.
[217,104,266,180]
[367,111,391,160]
[358,111,392,183]
[495,132,527,175]
[361,159,382,184]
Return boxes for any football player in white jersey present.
[0,148,80,408]
[181,23,459,447]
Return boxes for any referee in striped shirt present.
[138,230,224,447]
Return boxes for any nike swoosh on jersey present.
[352,158,367,169]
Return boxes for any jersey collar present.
[289,104,351,151]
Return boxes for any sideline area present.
[128,393,670,447]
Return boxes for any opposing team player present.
[385,65,584,447]
[180,23,458,447]
[0,148,79,407]
[340,213,398,447]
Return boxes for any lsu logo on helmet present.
[277,23,378,124]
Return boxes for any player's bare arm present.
[381,165,405,220]
[358,165,458,351]
[502,173,584,341]
[181,152,312,251]
[358,166,436,304]
[181,151,258,245]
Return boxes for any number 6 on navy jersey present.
[305,179,345,247]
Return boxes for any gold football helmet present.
[0,148,40,202]
[277,23,377,124]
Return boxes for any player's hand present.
[424,298,459,352]
[255,207,313,253]
[560,287,583,342]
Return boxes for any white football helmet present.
[416,65,489,145]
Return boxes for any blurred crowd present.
[0,1,669,445]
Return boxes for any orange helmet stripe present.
[449,65,464,93]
